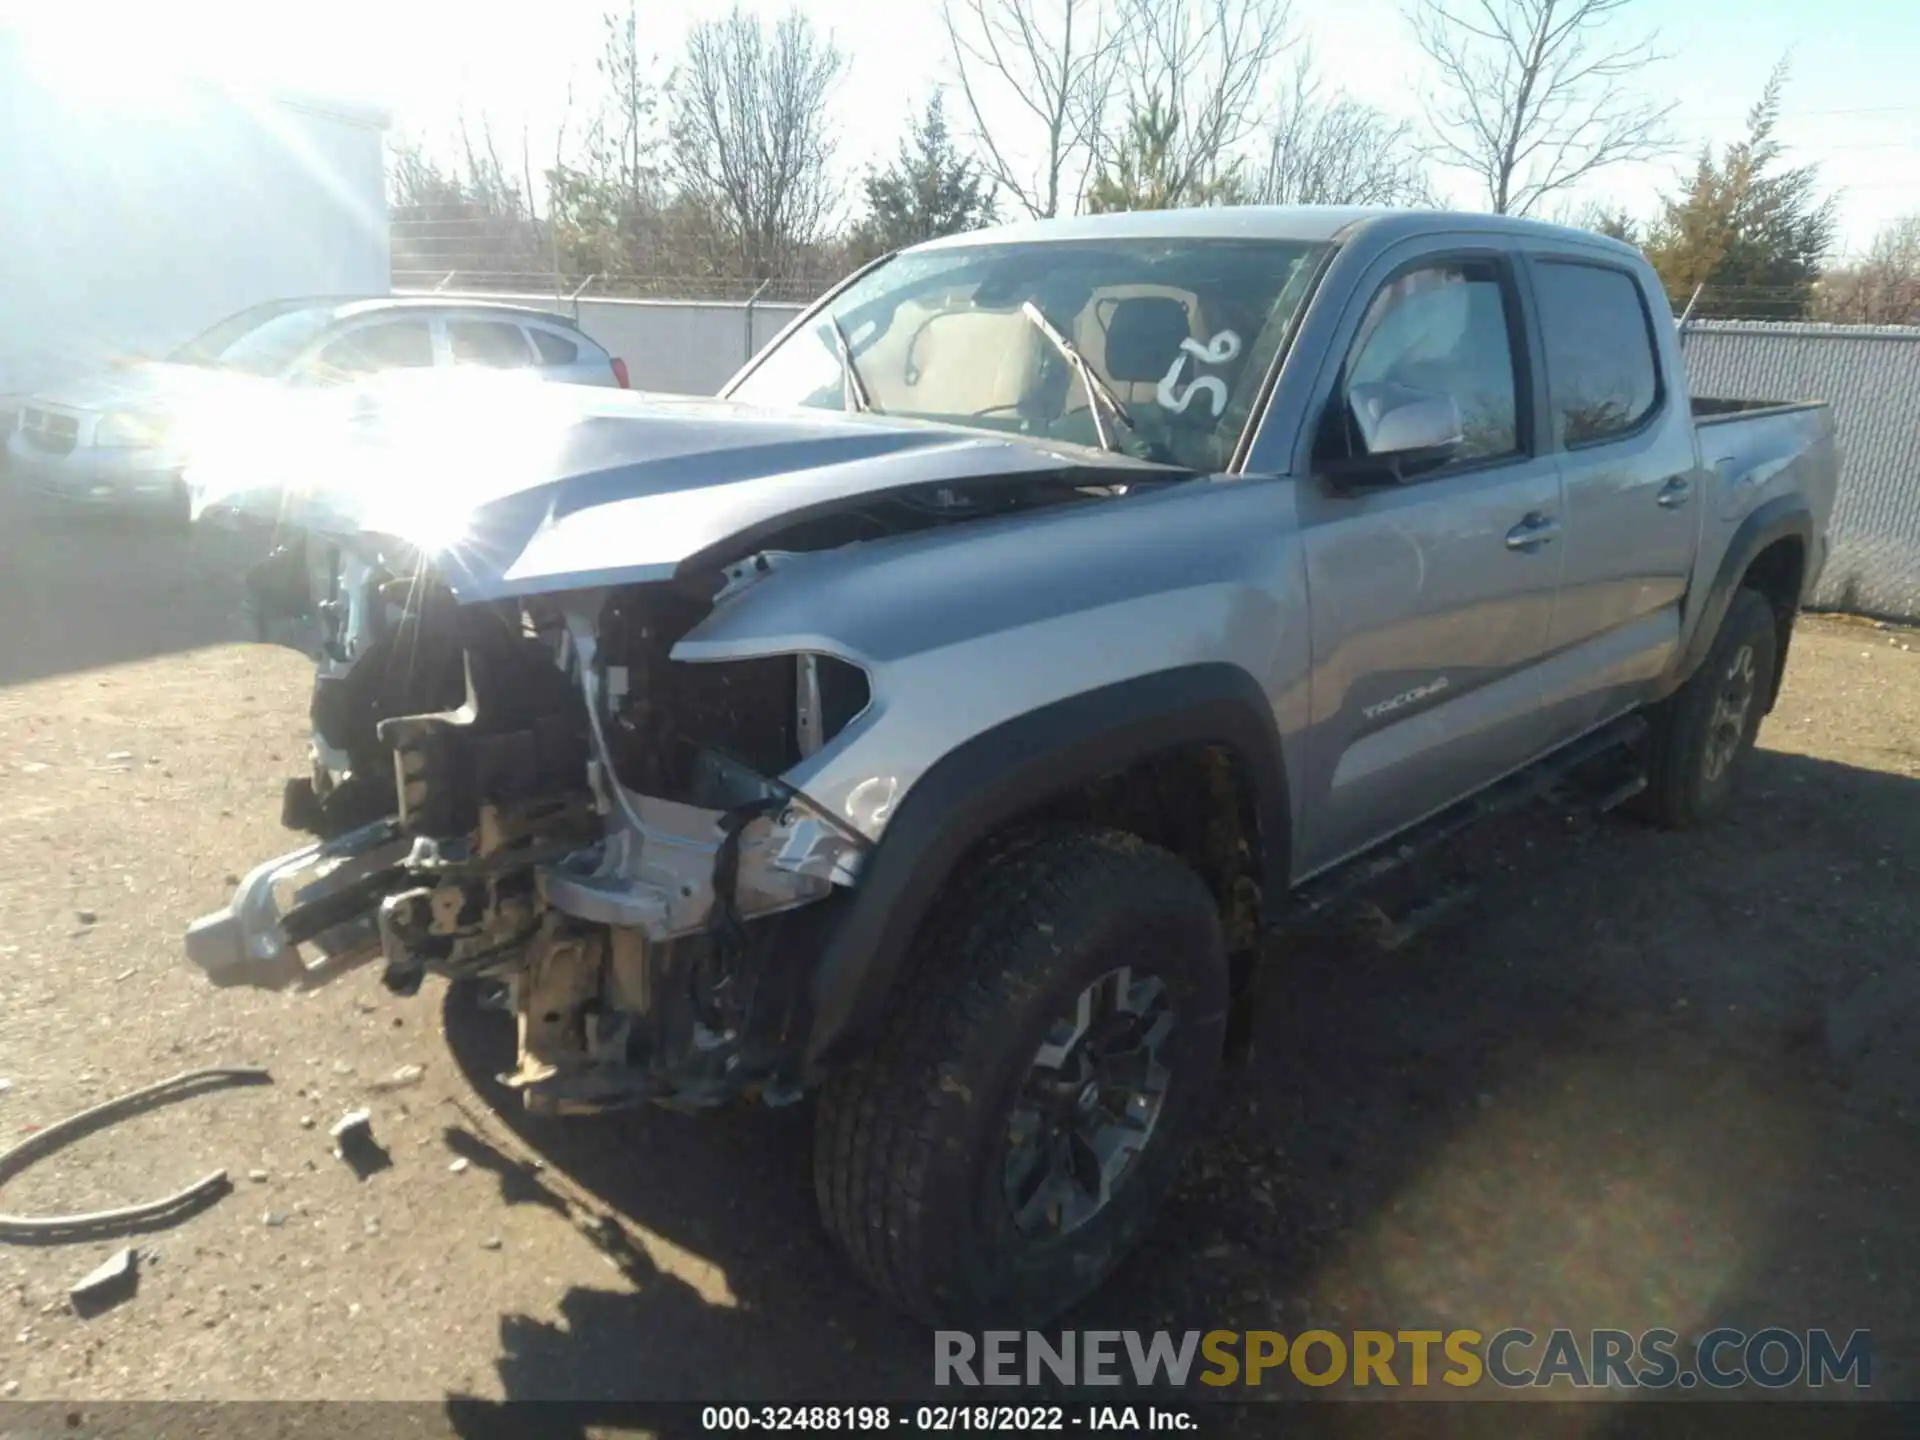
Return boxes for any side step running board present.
[1287,713,1650,926]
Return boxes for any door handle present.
[1657,476,1694,509]
[1505,513,1561,551]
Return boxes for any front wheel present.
[1635,586,1780,828]
[813,829,1228,1327]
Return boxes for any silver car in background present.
[6,296,629,523]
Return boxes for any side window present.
[528,328,579,365]
[312,319,435,379]
[1343,260,1520,463]
[448,320,534,368]
[1533,261,1661,446]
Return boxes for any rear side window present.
[529,328,579,365]
[313,319,435,377]
[448,320,533,368]
[1533,262,1661,446]
[1344,259,1521,463]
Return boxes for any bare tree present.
[1094,0,1293,206]
[388,135,465,210]
[1407,0,1673,216]
[458,113,531,217]
[670,6,846,281]
[1545,197,1640,240]
[942,0,1123,219]
[592,2,662,211]
[1812,216,1920,325]
[1253,51,1432,206]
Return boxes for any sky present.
[5,0,1916,255]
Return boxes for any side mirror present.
[1327,381,1464,488]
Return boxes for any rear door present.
[1292,244,1567,877]
[303,317,437,382]
[1523,255,1702,738]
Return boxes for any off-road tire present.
[1635,586,1779,829]
[813,828,1229,1327]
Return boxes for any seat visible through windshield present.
[729,237,1328,472]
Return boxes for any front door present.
[1292,251,1567,878]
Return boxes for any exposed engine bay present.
[194,534,886,1111]
[185,447,1164,1113]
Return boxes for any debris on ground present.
[481,1236,502,1250]
[0,1067,270,1242]
[329,1109,391,1180]
[367,1064,425,1093]
[74,910,97,926]
[448,1158,470,1175]
[247,1170,268,1183]
[69,1248,138,1316]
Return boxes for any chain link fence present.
[389,208,834,306]
[1682,321,1920,623]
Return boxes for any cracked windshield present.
[729,239,1325,470]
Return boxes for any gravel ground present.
[0,494,1915,1414]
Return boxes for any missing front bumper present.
[182,777,862,1111]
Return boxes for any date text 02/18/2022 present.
[700,1405,1196,1431]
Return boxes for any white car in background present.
[6,296,630,524]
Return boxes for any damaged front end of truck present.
[191,554,869,1114]
[183,381,1175,1114]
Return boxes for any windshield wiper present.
[825,315,873,414]
[1019,301,1134,453]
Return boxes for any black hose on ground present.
[0,1066,272,1243]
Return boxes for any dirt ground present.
[0,488,1915,1420]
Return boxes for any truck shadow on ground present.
[437,745,1920,1430]
[0,488,272,688]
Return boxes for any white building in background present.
[0,23,390,411]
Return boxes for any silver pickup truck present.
[185,206,1837,1326]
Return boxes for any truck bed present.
[1692,395,1828,425]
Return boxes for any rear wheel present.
[813,828,1228,1326]
[1636,586,1779,828]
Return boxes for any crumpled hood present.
[188,372,1177,603]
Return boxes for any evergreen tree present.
[1588,208,1640,245]
[854,94,996,259]
[1083,92,1244,213]
[1643,61,1837,320]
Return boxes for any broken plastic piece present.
[367,1064,425,1093]
[329,1108,392,1180]
[70,1247,138,1316]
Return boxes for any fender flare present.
[1664,493,1814,698]
[802,663,1291,1071]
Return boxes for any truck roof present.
[328,296,581,329]
[910,205,1642,260]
